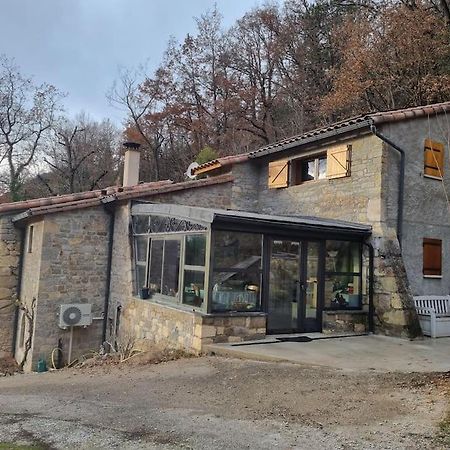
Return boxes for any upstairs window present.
[424,139,444,179]
[267,144,351,189]
[423,238,442,277]
[293,155,327,184]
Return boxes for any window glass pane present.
[136,265,147,291]
[149,215,207,234]
[301,159,315,181]
[305,242,320,318]
[149,240,163,293]
[185,234,206,266]
[183,270,205,307]
[162,240,181,297]
[317,157,327,179]
[324,274,361,309]
[212,268,261,312]
[135,236,148,262]
[213,231,262,270]
[133,215,150,234]
[326,241,360,273]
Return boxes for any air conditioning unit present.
[59,304,92,329]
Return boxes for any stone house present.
[0,101,449,371]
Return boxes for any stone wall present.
[256,134,384,225]
[118,297,266,353]
[231,134,421,337]
[108,181,233,344]
[28,207,111,369]
[0,214,21,356]
[15,220,44,371]
[322,311,368,334]
[380,117,450,297]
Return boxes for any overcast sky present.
[0,0,271,126]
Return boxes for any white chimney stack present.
[123,142,141,187]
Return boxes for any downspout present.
[364,242,375,333]
[12,226,26,356]
[102,203,116,344]
[369,123,405,248]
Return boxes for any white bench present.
[413,295,450,338]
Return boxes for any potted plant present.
[140,286,150,300]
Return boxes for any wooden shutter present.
[423,238,442,276]
[268,160,289,189]
[326,145,351,179]
[424,139,444,178]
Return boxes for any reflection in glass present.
[318,157,327,179]
[301,159,315,182]
[162,240,180,297]
[326,241,360,273]
[149,240,163,293]
[185,234,206,266]
[325,274,361,309]
[136,265,146,291]
[212,231,262,312]
[135,236,148,262]
[183,270,205,307]
[305,242,320,319]
[211,268,261,312]
[213,231,262,270]
[268,240,300,331]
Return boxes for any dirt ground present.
[0,355,449,449]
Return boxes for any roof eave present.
[249,119,372,160]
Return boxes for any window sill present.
[132,294,206,314]
[423,275,443,279]
[423,174,443,181]
[290,178,328,187]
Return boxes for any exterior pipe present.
[102,204,116,344]
[369,123,405,248]
[11,226,26,356]
[364,242,375,333]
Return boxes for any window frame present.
[292,154,327,185]
[133,226,209,312]
[423,237,442,278]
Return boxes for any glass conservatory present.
[131,202,373,334]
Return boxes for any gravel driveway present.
[0,356,448,449]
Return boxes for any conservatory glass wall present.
[131,205,372,334]
[132,214,209,311]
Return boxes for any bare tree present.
[0,55,63,201]
[42,113,120,194]
[108,67,163,180]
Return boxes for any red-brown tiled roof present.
[250,100,450,158]
[195,101,450,171]
[7,174,234,221]
[0,180,173,215]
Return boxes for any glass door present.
[267,238,322,333]
[267,239,301,333]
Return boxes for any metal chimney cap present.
[123,141,141,150]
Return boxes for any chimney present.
[123,141,141,187]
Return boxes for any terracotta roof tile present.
[0,180,173,215]
[7,174,233,221]
[250,101,450,158]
